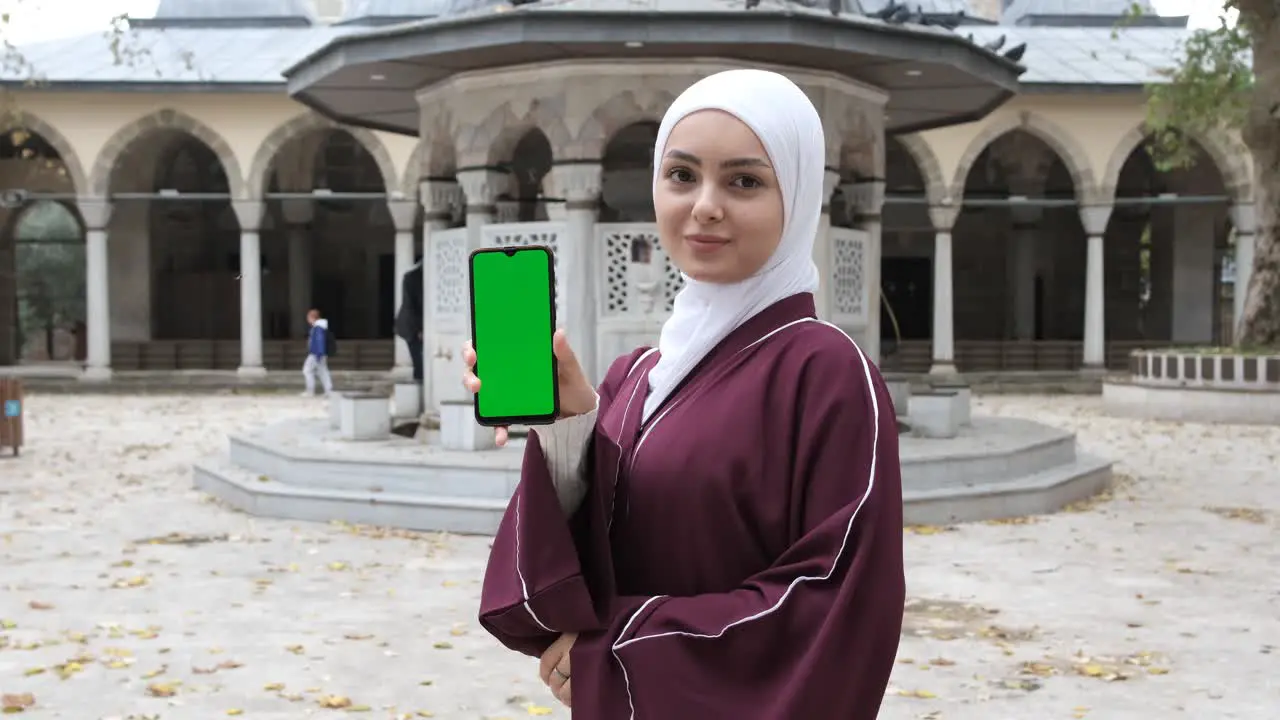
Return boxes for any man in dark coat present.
[395,261,425,383]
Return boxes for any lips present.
[685,234,730,249]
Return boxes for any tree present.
[1132,2,1278,348]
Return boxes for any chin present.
[682,264,744,284]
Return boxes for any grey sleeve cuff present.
[532,393,600,516]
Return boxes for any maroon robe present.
[480,293,905,719]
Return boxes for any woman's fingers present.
[462,372,480,394]
[495,426,508,447]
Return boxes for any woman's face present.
[653,110,785,284]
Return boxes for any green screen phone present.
[468,245,559,426]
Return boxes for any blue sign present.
[3,400,19,418]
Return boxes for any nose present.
[691,185,724,225]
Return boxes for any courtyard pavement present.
[0,393,1276,719]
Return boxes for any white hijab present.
[644,69,826,421]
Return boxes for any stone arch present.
[893,133,948,206]
[573,88,676,159]
[829,94,884,181]
[1101,122,1251,203]
[402,141,423,198]
[89,109,244,198]
[1,110,89,196]
[247,111,399,199]
[411,109,459,192]
[951,111,1096,202]
[457,98,573,167]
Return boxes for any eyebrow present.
[664,149,771,170]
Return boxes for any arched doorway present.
[878,137,935,371]
[1111,136,1231,348]
[260,127,395,369]
[0,125,82,366]
[953,129,1082,370]
[506,129,552,221]
[10,201,85,363]
[600,121,659,223]
[105,127,239,368]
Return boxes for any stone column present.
[447,168,506,450]
[1008,205,1042,340]
[233,200,266,376]
[419,179,462,414]
[456,167,504,250]
[929,204,959,375]
[1080,203,1113,369]
[849,179,885,363]
[545,162,603,381]
[281,199,314,338]
[388,199,419,379]
[811,171,842,321]
[1230,201,1256,336]
[77,198,113,381]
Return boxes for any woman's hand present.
[538,632,577,707]
[461,330,596,447]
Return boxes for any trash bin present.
[0,378,23,457]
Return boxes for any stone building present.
[0,0,1253,405]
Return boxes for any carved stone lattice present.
[434,230,468,317]
[833,232,865,317]
[600,227,684,316]
[486,227,562,310]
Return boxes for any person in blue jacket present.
[303,308,335,397]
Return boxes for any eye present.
[732,175,763,190]
[666,167,695,183]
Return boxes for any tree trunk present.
[1239,0,1280,348]
[1237,3,1280,348]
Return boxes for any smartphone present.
[468,245,559,426]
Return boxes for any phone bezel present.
[467,244,560,427]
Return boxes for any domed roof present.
[338,0,451,25]
[135,0,316,27]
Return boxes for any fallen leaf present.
[27,601,54,611]
[524,703,554,716]
[1,693,35,712]
[146,681,181,697]
[317,695,352,709]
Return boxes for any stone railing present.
[1128,349,1280,390]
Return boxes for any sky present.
[0,0,1228,45]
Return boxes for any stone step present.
[227,423,521,500]
[193,456,508,536]
[902,431,1078,492]
[903,452,1113,526]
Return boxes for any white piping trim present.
[632,318,815,461]
[512,495,553,633]
[511,348,657,630]
[610,319,882,718]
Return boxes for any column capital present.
[76,197,113,230]
[280,198,313,226]
[454,167,508,207]
[1230,201,1256,235]
[928,203,959,231]
[1079,204,1113,237]
[1008,202,1043,226]
[844,179,885,219]
[232,200,265,232]
[419,178,461,217]
[387,199,418,231]
[545,161,603,203]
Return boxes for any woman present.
[464,69,905,718]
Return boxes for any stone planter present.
[1128,348,1280,389]
[1104,348,1280,425]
